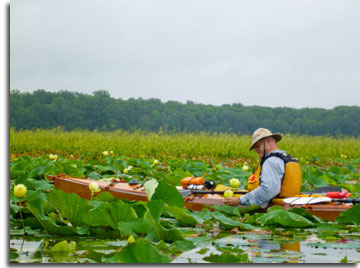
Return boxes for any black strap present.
[259,152,295,202]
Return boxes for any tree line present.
[10,89,360,137]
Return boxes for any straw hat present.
[249,128,282,151]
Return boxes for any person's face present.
[253,139,265,158]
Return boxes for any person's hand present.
[224,197,240,206]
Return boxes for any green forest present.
[10,89,360,136]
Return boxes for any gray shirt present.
[239,150,286,206]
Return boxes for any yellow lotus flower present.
[103,151,109,156]
[127,235,136,244]
[224,189,234,198]
[89,182,101,193]
[229,178,240,188]
[242,165,249,172]
[49,154,58,160]
[153,159,159,165]
[14,184,27,198]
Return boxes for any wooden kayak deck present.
[48,175,352,222]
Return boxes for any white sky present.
[9,0,360,108]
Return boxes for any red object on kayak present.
[326,190,351,198]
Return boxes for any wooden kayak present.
[47,174,353,222]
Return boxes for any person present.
[224,128,290,207]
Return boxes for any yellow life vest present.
[247,152,302,197]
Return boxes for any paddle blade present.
[304,186,342,195]
[284,197,332,205]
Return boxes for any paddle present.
[304,186,342,195]
[284,196,360,205]
[179,186,344,198]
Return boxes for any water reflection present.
[10,234,360,263]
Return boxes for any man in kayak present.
[224,128,301,207]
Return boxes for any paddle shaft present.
[331,198,360,204]
[188,190,247,195]
[187,187,344,196]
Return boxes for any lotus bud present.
[127,235,136,244]
[14,184,27,198]
[89,182,101,193]
[224,189,234,198]
[123,168,128,174]
[229,178,240,188]
[242,165,249,172]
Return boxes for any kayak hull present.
[49,175,351,222]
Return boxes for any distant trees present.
[10,89,360,137]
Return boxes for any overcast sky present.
[10,0,360,108]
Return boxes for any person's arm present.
[239,157,284,206]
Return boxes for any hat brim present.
[249,133,282,151]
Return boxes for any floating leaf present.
[50,240,76,252]
[171,240,196,252]
[203,252,249,263]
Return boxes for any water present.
[10,232,360,263]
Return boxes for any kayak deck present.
[48,175,352,221]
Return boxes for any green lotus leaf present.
[212,211,255,230]
[165,206,198,226]
[117,219,154,237]
[150,180,184,208]
[50,240,76,252]
[144,179,158,200]
[26,190,81,235]
[46,190,91,227]
[203,252,249,263]
[256,206,314,227]
[171,240,196,252]
[107,238,170,263]
[83,202,138,234]
[146,199,165,223]
[335,204,360,225]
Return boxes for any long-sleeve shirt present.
[239,150,286,207]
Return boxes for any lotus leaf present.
[211,211,255,230]
[46,190,91,227]
[171,240,196,252]
[150,180,184,207]
[335,204,360,225]
[165,206,198,226]
[203,252,249,263]
[83,202,138,235]
[50,240,76,252]
[107,239,170,263]
[256,206,314,228]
